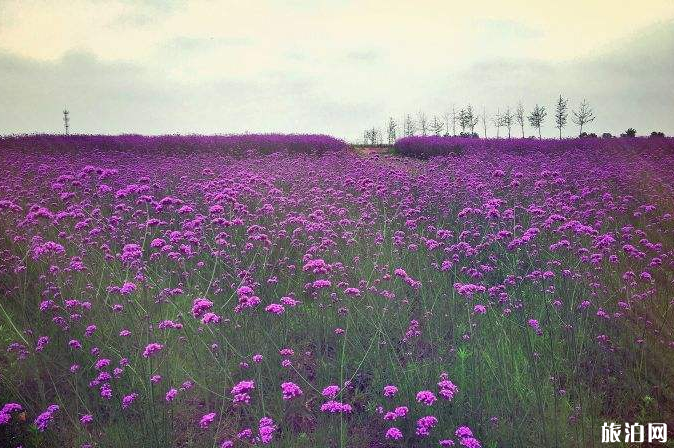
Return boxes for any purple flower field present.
[1,134,674,447]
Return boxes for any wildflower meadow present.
[1,134,674,447]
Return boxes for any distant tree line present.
[361,97,666,145]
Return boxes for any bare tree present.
[443,112,450,136]
[492,109,502,138]
[417,112,428,136]
[502,107,514,138]
[387,117,397,144]
[554,95,568,139]
[364,127,382,145]
[571,99,595,136]
[451,105,457,136]
[430,115,444,136]
[466,105,479,135]
[516,102,525,138]
[528,104,547,139]
[403,114,417,137]
[481,107,488,138]
[458,108,468,134]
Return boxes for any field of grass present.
[1,135,673,447]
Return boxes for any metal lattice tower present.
[63,109,70,135]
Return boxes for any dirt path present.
[351,146,392,156]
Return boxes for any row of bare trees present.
[363,98,596,145]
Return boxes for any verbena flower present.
[416,415,438,437]
[416,390,437,406]
[199,412,216,429]
[265,303,285,315]
[455,426,473,438]
[34,404,59,432]
[80,414,93,425]
[320,400,352,413]
[383,385,398,397]
[122,393,138,409]
[321,385,340,399]
[165,388,178,402]
[142,343,163,358]
[473,304,487,314]
[385,427,403,440]
[280,382,303,400]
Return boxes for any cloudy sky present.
[1,0,673,140]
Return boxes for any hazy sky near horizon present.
[1,0,673,140]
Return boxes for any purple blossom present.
[385,427,404,440]
[199,412,216,429]
[527,319,542,336]
[80,414,93,425]
[416,390,437,406]
[383,385,398,397]
[35,336,50,352]
[122,393,138,409]
[142,343,163,358]
[280,381,303,400]
[165,388,178,402]
[265,303,285,315]
[320,400,352,413]
[416,415,438,437]
[34,404,59,432]
[321,385,340,399]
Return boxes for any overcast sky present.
[1,0,673,140]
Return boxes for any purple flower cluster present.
[34,404,59,432]
[142,343,163,358]
[280,382,303,400]
[231,380,255,405]
[0,403,22,425]
[416,415,438,437]
[199,412,216,429]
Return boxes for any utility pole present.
[63,109,70,135]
